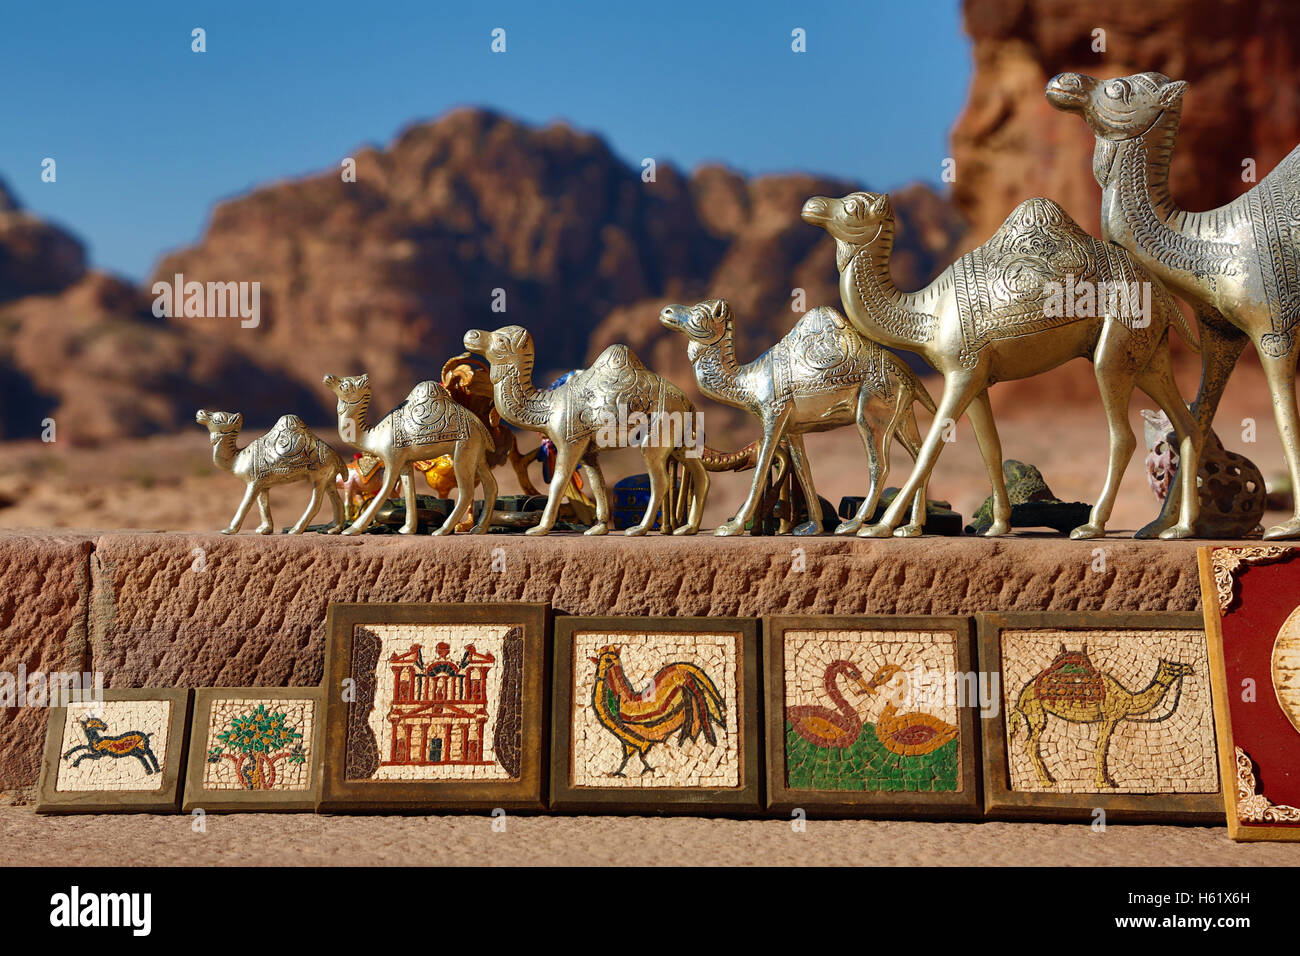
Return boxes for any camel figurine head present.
[196,409,243,445]
[463,326,533,382]
[1046,71,1188,142]
[801,190,893,246]
[322,373,371,411]
[658,298,732,354]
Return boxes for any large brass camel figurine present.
[1048,71,1300,539]
[1009,647,1194,789]
[463,325,708,536]
[659,297,935,536]
[802,190,1203,539]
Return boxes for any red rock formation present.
[0,179,86,303]
[953,0,1300,242]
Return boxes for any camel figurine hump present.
[321,373,497,537]
[195,409,346,536]
[463,324,709,538]
[1048,69,1300,540]
[802,188,1204,542]
[660,297,935,537]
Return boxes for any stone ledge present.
[0,528,1218,791]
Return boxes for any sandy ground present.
[0,358,1290,534]
[0,808,1297,866]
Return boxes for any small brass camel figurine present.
[660,298,935,536]
[322,374,497,536]
[463,325,708,536]
[1048,70,1300,539]
[803,190,1203,539]
[1008,646,1194,789]
[196,410,346,535]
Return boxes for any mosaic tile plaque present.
[182,687,323,812]
[1199,545,1300,841]
[978,612,1223,823]
[36,688,191,814]
[764,616,981,817]
[550,617,760,813]
[319,602,548,812]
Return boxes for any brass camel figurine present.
[660,298,935,536]
[463,325,708,536]
[321,374,497,536]
[1008,646,1194,789]
[1048,70,1300,539]
[196,410,346,535]
[802,190,1203,539]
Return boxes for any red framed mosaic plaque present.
[978,611,1222,823]
[182,687,324,812]
[319,602,550,812]
[764,615,981,818]
[550,616,761,813]
[36,688,192,814]
[1199,545,1300,841]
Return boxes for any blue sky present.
[0,1,971,281]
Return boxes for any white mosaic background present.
[569,630,741,789]
[363,623,513,781]
[55,699,171,792]
[201,697,315,791]
[1001,628,1218,794]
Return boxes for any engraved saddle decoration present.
[252,415,334,481]
[773,306,890,403]
[952,199,1140,367]
[566,346,672,442]
[392,382,470,448]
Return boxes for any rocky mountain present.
[153,109,963,432]
[0,180,85,304]
[952,0,1300,242]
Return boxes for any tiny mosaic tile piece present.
[202,698,315,792]
[55,699,172,793]
[569,631,740,789]
[346,623,523,782]
[1000,628,1217,794]
[783,628,961,794]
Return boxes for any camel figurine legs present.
[628,442,674,536]
[861,374,982,537]
[717,406,791,536]
[254,490,274,535]
[674,455,708,535]
[1261,339,1300,539]
[223,481,264,535]
[1136,351,1203,539]
[435,445,477,536]
[895,399,930,537]
[785,434,823,535]
[579,456,610,536]
[964,389,1011,537]
[470,459,498,535]
[528,437,590,536]
[343,459,403,535]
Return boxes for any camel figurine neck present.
[210,431,242,472]
[492,359,552,430]
[1101,106,1240,284]
[688,330,750,408]
[336,394,373,444]
[837,224,936,352]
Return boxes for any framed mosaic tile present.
[550,616,761,813]
[1199,545,1300,841]
[764,615,981,818]
[318,602,549,812]
[978,611,1222,823]
[36,688,192,814]
[182,687,323,812]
